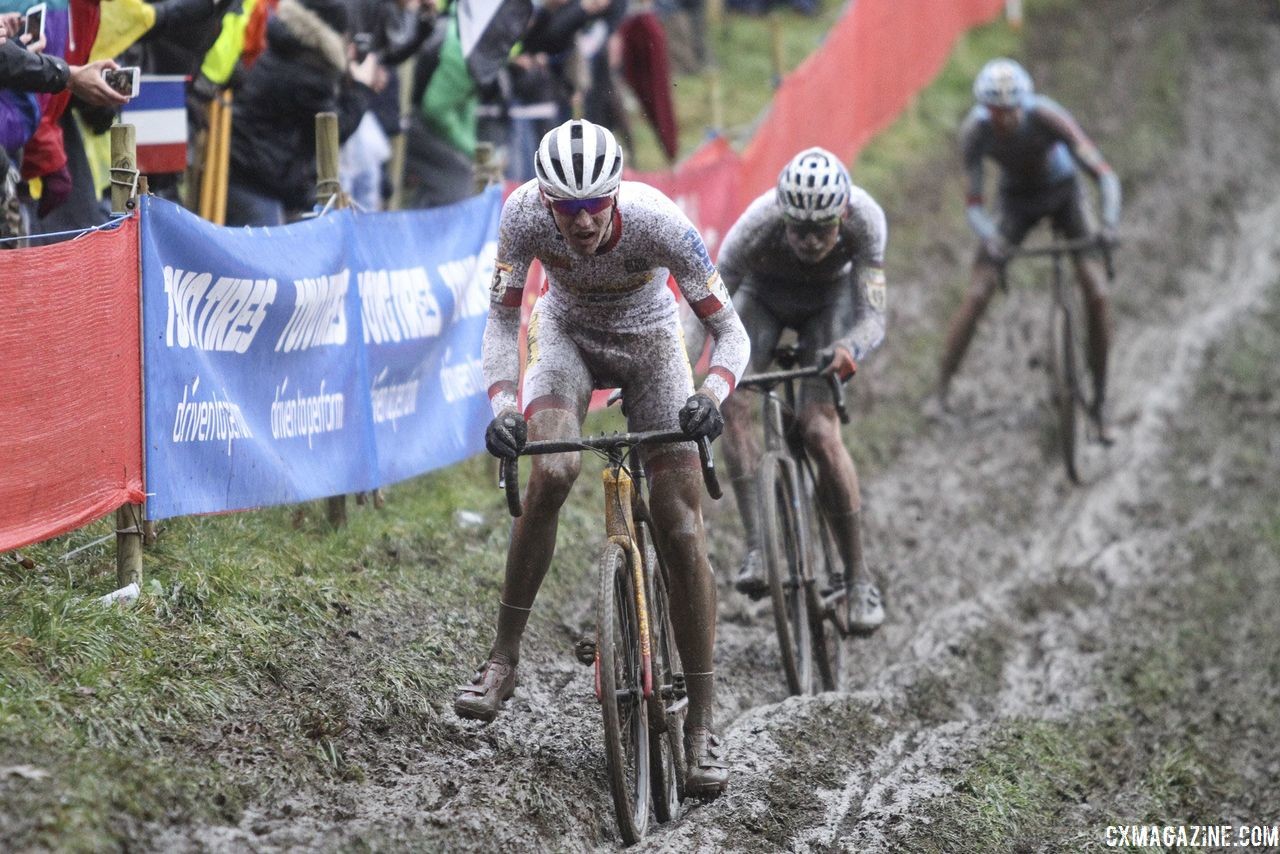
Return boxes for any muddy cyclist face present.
[543,192,616,255]
[784,215,841,264]
[988,104,1023,134]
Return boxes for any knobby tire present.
[597,542,650,844]
[1049,284,1088,484]
[801,459,846,693]
[758,452,813,696]
[639,522,685,823]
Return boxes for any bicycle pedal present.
[573,636,596,666]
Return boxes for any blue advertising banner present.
[140,190,500,519]
[350,201,499,486]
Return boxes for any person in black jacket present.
[0,18,128,108]
[226,0,379,225]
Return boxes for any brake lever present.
[696,436,722,500]
[827,373,851,424]
[499,456,522,517]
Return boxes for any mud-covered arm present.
[835,192,887,360]
[714,210,751,296]
[1037,99,1121,229]
[960,111,1000,241]
[669,226,750,406]
[481,205,534,417]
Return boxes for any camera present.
[20,3,45,42]
[102,66,141,98]
[352,33,374,63]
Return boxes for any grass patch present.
[0,445,614,849]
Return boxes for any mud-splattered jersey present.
[483,179,750,416]
[960,94,1121,240]
[715,187,887,360]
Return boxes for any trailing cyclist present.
[714,146,889,636]
[936,58,1121,436]
[455,119,749,799]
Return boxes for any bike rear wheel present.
[758,452,813,696]
[1048,280,1090,484]
[597,542,650,844]
[638,523,686,823]
[801,460,845,693]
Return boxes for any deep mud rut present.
[161,2,1280,850]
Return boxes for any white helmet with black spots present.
[973,58,1033,108]
[534,119,625,200]
[776,147,851,222]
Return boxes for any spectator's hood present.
[268,0,349,72]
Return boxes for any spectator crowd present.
[0,0,731,244]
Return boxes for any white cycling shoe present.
[847,581,885,636]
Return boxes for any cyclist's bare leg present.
[491,407,583,665]
[798,402,883,633]
[646,453,717,722]
[798,402,866,584]
[721,390,762,534]
[646,450,728,794]
[937,255,1002,405]
[1073,253,1113,439]
[721,390,767,595]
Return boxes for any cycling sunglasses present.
[548,195,615,216]
[783,215,840,237]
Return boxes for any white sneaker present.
[848,581,885,636]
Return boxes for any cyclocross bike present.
[737,345,853,696]
[501,431,722,844]
[1003,236,1115,484]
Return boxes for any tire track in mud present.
[636,5,1280,850]
[162,2,1280,850]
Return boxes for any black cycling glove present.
[485,412,527,459]
[679,393,723,441]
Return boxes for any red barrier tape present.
[0,219,146,553]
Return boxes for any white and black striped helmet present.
[776,147,850,221]
[534,119,624,199]
[973,58,1033,108]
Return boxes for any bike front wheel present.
[597,542,651,844]
[638,522,686,823]
[801,459,845,693]
[1048,282,1090,484]
[758,452,813,696]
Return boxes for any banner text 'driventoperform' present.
[139,191,501,519]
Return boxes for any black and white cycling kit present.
[482,179,750,450]
[712,186,887,402]
[960,94,1121,246]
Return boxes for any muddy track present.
[161,2,1280,850]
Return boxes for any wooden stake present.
[769,15,785,89]
[111,124,144,587]
[211,92,231,225]
[314,112,349,528]
[1006,0,1024,30]
[708,66,724,135]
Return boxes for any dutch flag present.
[120,75,189,175]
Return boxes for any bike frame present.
[739,354,850,476]
[500,431,722,702]
[1002,235,1115,481]
[601,460,654,699]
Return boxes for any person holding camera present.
[0,14,128,108]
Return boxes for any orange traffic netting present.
[0,218,146,553]
[739,0,1007,207]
